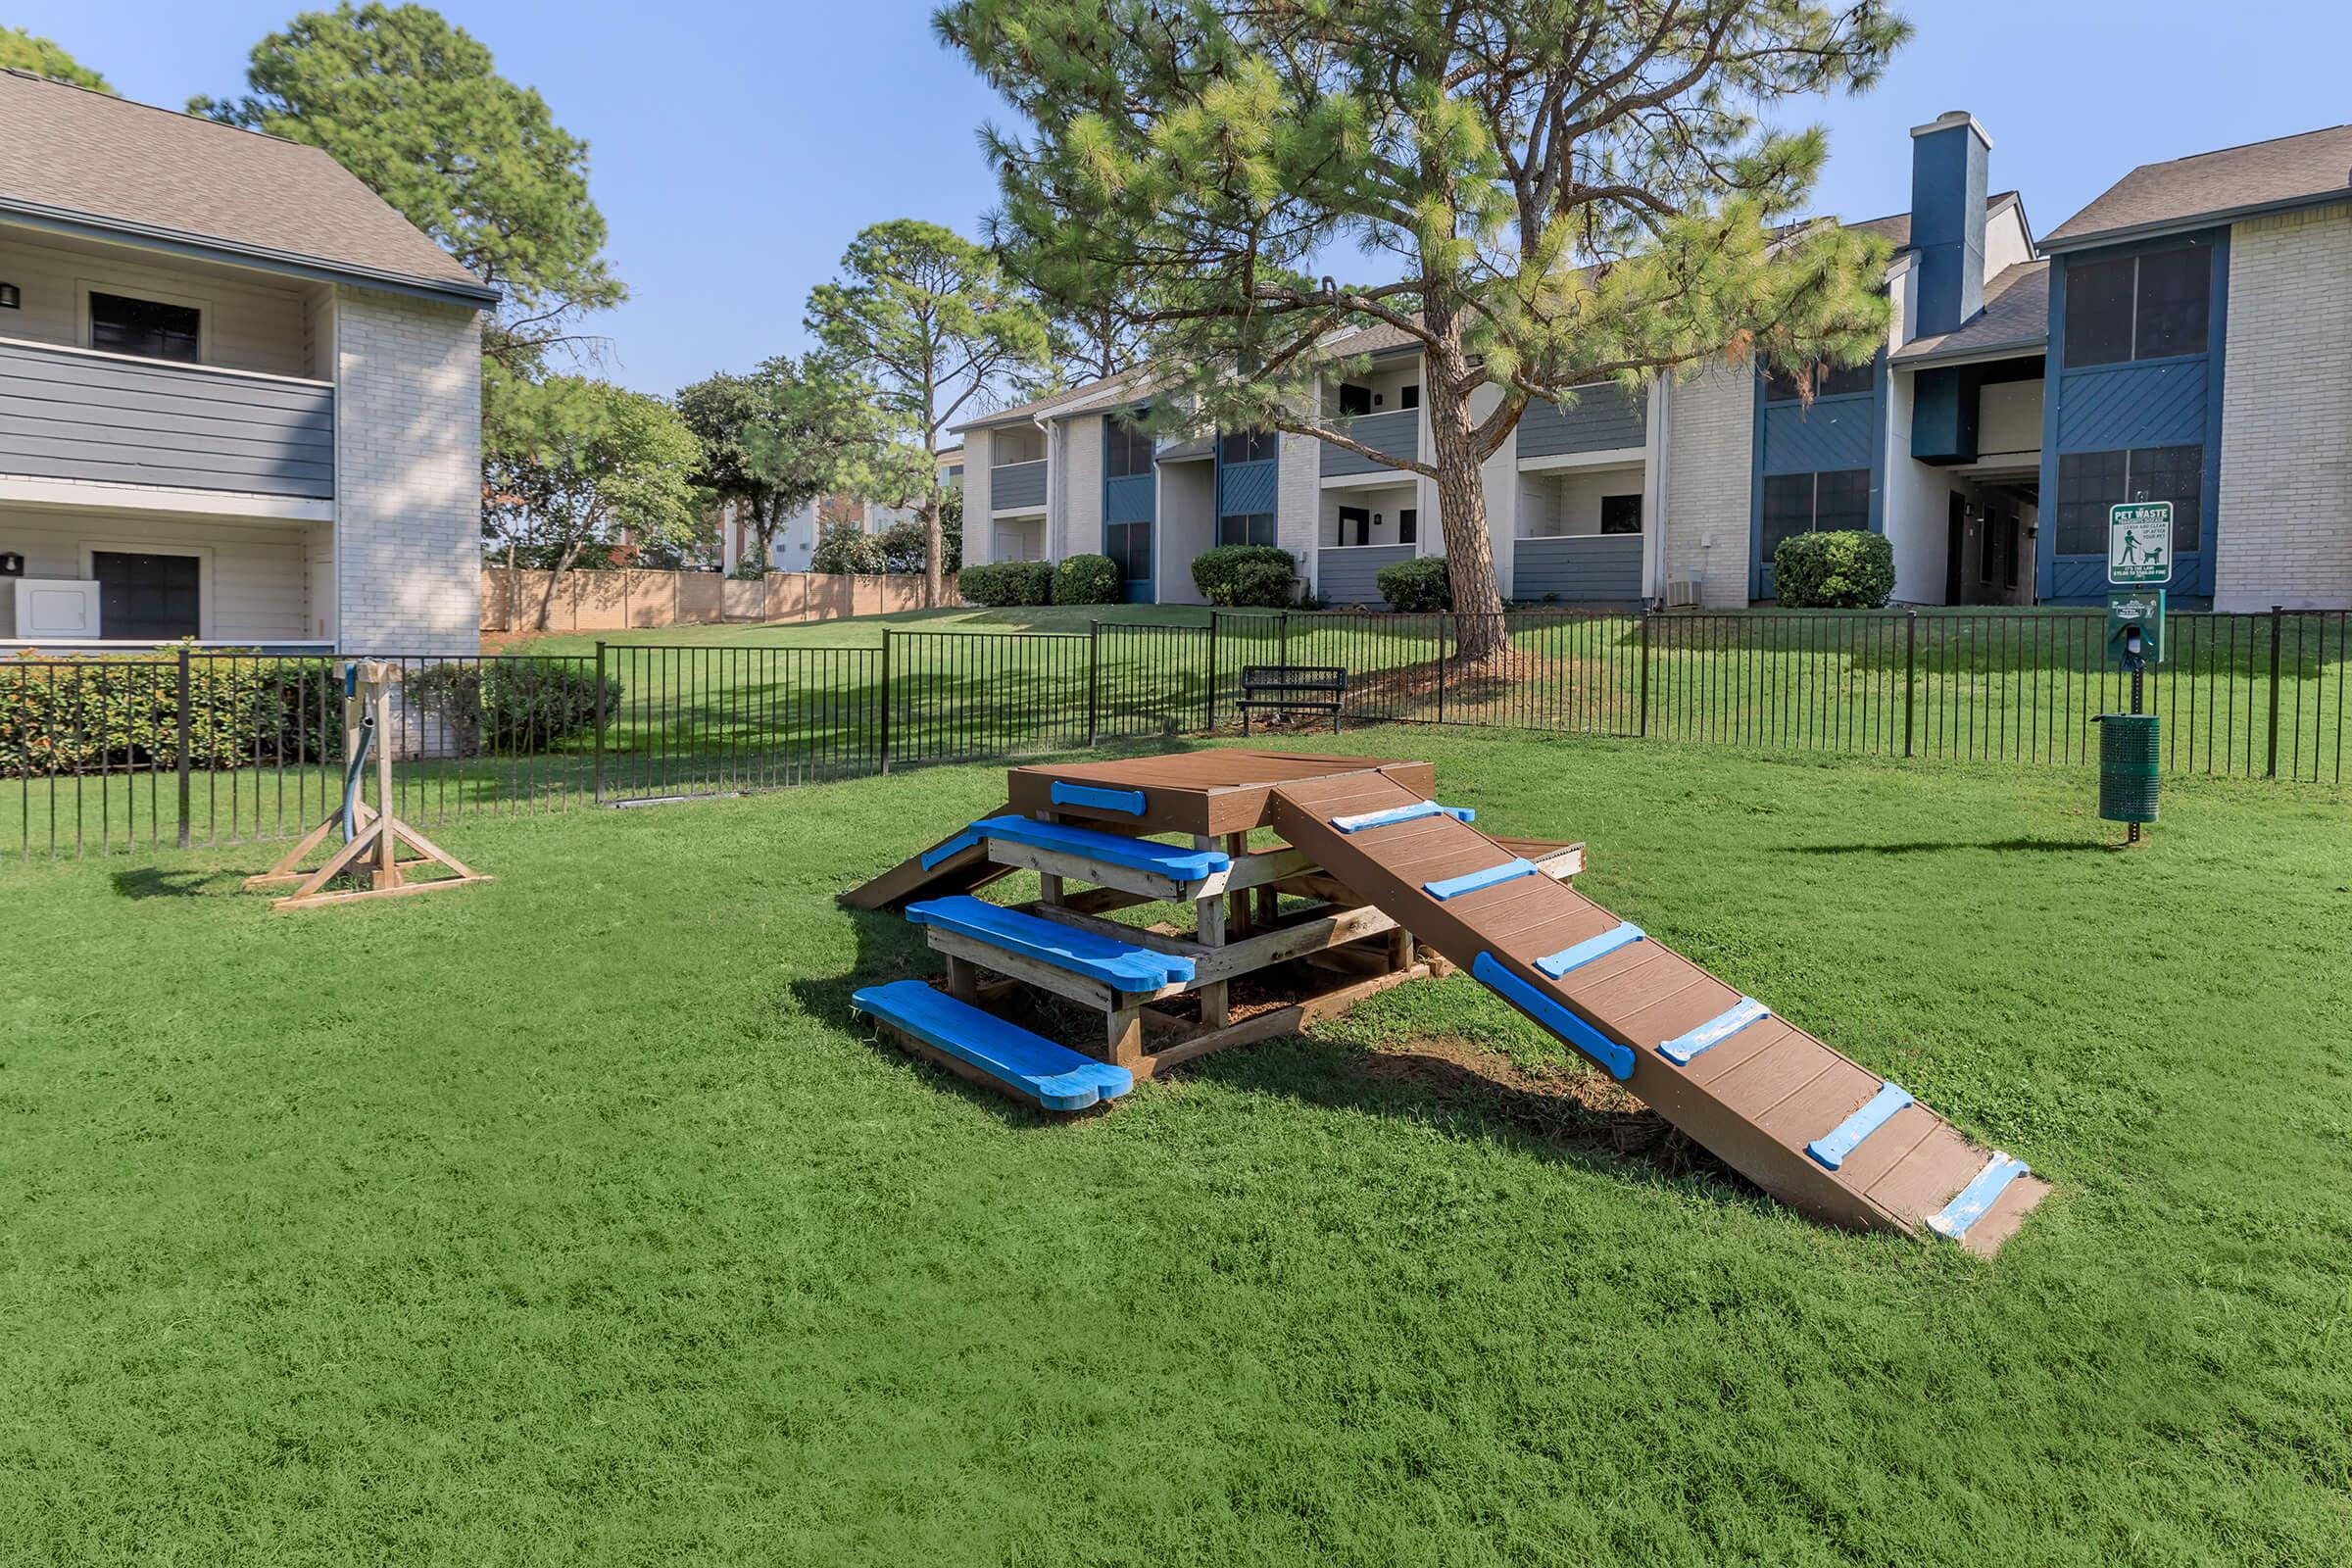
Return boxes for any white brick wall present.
[2216,201,2352,612]
[1277,424,1319,590]
[961,428,993,567]
[1059,414,1102,560]
[332,286,482,653]
[1662,361,1755,606]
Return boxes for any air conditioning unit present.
[1665,578,1701,609]
[8,576,101,640]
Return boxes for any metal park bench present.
[1235,664,1348,735]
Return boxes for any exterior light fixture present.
[0,283,18,309]
[0,552,23,576]
[1372,514,1383,526]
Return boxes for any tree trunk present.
[921,474,945,609]
[1422,308,1508,662]
[538,538,584,632]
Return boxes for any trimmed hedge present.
[1053,554,1121,606]
[1374,556,1451,612]
[1,654,338,779]
[1774,529,1894,609]
[407,659,619,755]
[1191,544,1297,608]
[958,561,1054,607]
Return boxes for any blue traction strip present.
[1536,921,1645,979]
[1423,858,1539,902]
[921,815,1230,880]
[906,895,1196,991]
[1471,953,1635,1081]
[1928,1153,2031,1241]
[1330,800,1475,833]
[1050,780,1147,815]
[852,979,1134,1111]
[1805,1082,1915,1169]
[1659,998,1771,1066]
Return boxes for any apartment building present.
[956,112,2352,612]
[0,71,492,653]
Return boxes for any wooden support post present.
[1194,833,1230,1029]
[946,955,981,1004]
[371,676,397,888]
[1106,1000,1146,1068]
[1387,927,1417,974]
[1224,831,1251,937]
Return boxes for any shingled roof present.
[0,70,494,305]
[1891,259,2049,365]
[2043,123,2352,250]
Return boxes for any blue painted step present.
[1536,921,1644,978]
[906,895,1196,991]
[852,979,1135,1111]
[1051,780,1146,814]
[1928,1153,2031,1241]
[1805,1082,1914,1170]
[1423,858,1539,902]
[1470,952,1635,1080]
[921,815,1231,880]
[1330,800,1475,833]
[1658,998,1771,1066]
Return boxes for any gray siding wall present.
[1318,543,1415,605]
[1321,409,1420,475]
[1511,535,1643,602]
[1517,384,1647,459]
[0,339,333,498]
[991,458,1047,511]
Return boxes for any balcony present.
[1517,383,1648,463]
[0,337,334,500]
[990,456,1047,512]
[1320,408,1419,477]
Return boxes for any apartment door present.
[1944,494,1968,606]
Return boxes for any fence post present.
[2267,604,2283,778]
[1437,616,1449,725]
[1087,619,1101,748]
[1280,609,1291,671]
[1638,610,1652,739]
[174,647,192,849]
[1902,611,1918,760]
[879,628,893,774]
[592,640,608,804]
[1204,612,1220,733]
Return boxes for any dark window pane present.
[1337,384,1373,416]
[1217,513,1274,548]
[1813,468,1872,531]
[1105,520,1151,581]
[2003,514,2021,588]
[1336,506,1370,548]
[88,291,200,363]
[92,551,200,640]
[1219,428,1275,464]
[1599,494,1642,535]
[2134,247,2210,360]
[1763,367,1803,403]
[1397,508,1417,545]
[2063,256,2135,368]
[2055,449,2128,555]
[1760,473,1815,559]
[1105,419,1153,477]
[2130,444,2204,554]
[1398,385,1420,411]
[1817,359,1875,399]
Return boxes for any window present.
[1105,520,1151,582]
[1397,508,1417,546]
[1217,513,1276,548]
[1599,494,1642,535]
[92,551,200,640]
[1219,429,1275,464]
[1398,385,1420,411]
[1105,419,1153,478]
[1761,469,1871,561]
[2055,446,2203,556]
[2003,513,2021,590]
[2062,246,2211,368]
[1763,359,1875,402]
[1336,505,1370,547]
[89,291,200,364]
[1337,383,1374,417]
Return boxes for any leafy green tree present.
[195,3,624,469]
[808,220,1052,606]
[677,355,902,573]
[0,25,110,90]
[940,0,1906,656]
[482,378,702,629]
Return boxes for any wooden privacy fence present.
[480,567,928,633]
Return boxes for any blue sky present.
[30,1,2352,397]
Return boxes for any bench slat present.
[906,895,1196,990]
[852,980,1134,1111]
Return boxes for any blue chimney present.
[1908,111,1991,338]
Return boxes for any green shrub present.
[1191,545,1297,608]
[1374,555,1450,612]
[1774,529,1894,609]
[1052,554,1121,606]
[957,561,1054,607]
[875,519,927,575]
[0,652,338,779]
[408,659,619,756]
[729,552,768,580]
[811,521,885,575]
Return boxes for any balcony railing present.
[1320,408,1420,477]
[0,337,333,500]
[1518,383,1648,461]
[990,457,1047,511]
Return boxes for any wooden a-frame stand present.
[244,661,490,911]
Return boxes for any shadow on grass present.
[1793,838,2111,857]
[109,867,249,900]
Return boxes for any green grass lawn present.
[4,731,2350,1565]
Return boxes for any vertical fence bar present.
[1087,619,1102,747]
[2266,604,2283,778]
[592,640,609,804]
[879,629,893,774]
[173,647,193,849]
[1204,612,1220,733]
[1902,612,1917,760]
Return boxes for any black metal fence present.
[7,607,2343,859]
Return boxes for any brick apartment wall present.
[1277,425,1320,590]
[2216,201,2352,612]
[961,429,994,567]
[1059,414,1103,561]
[333,286,483,653]
[1662,361,1756,607]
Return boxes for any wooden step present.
[906,896,1197,992]
[851,979,1134,1111]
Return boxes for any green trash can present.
[2095,713,2161,823]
